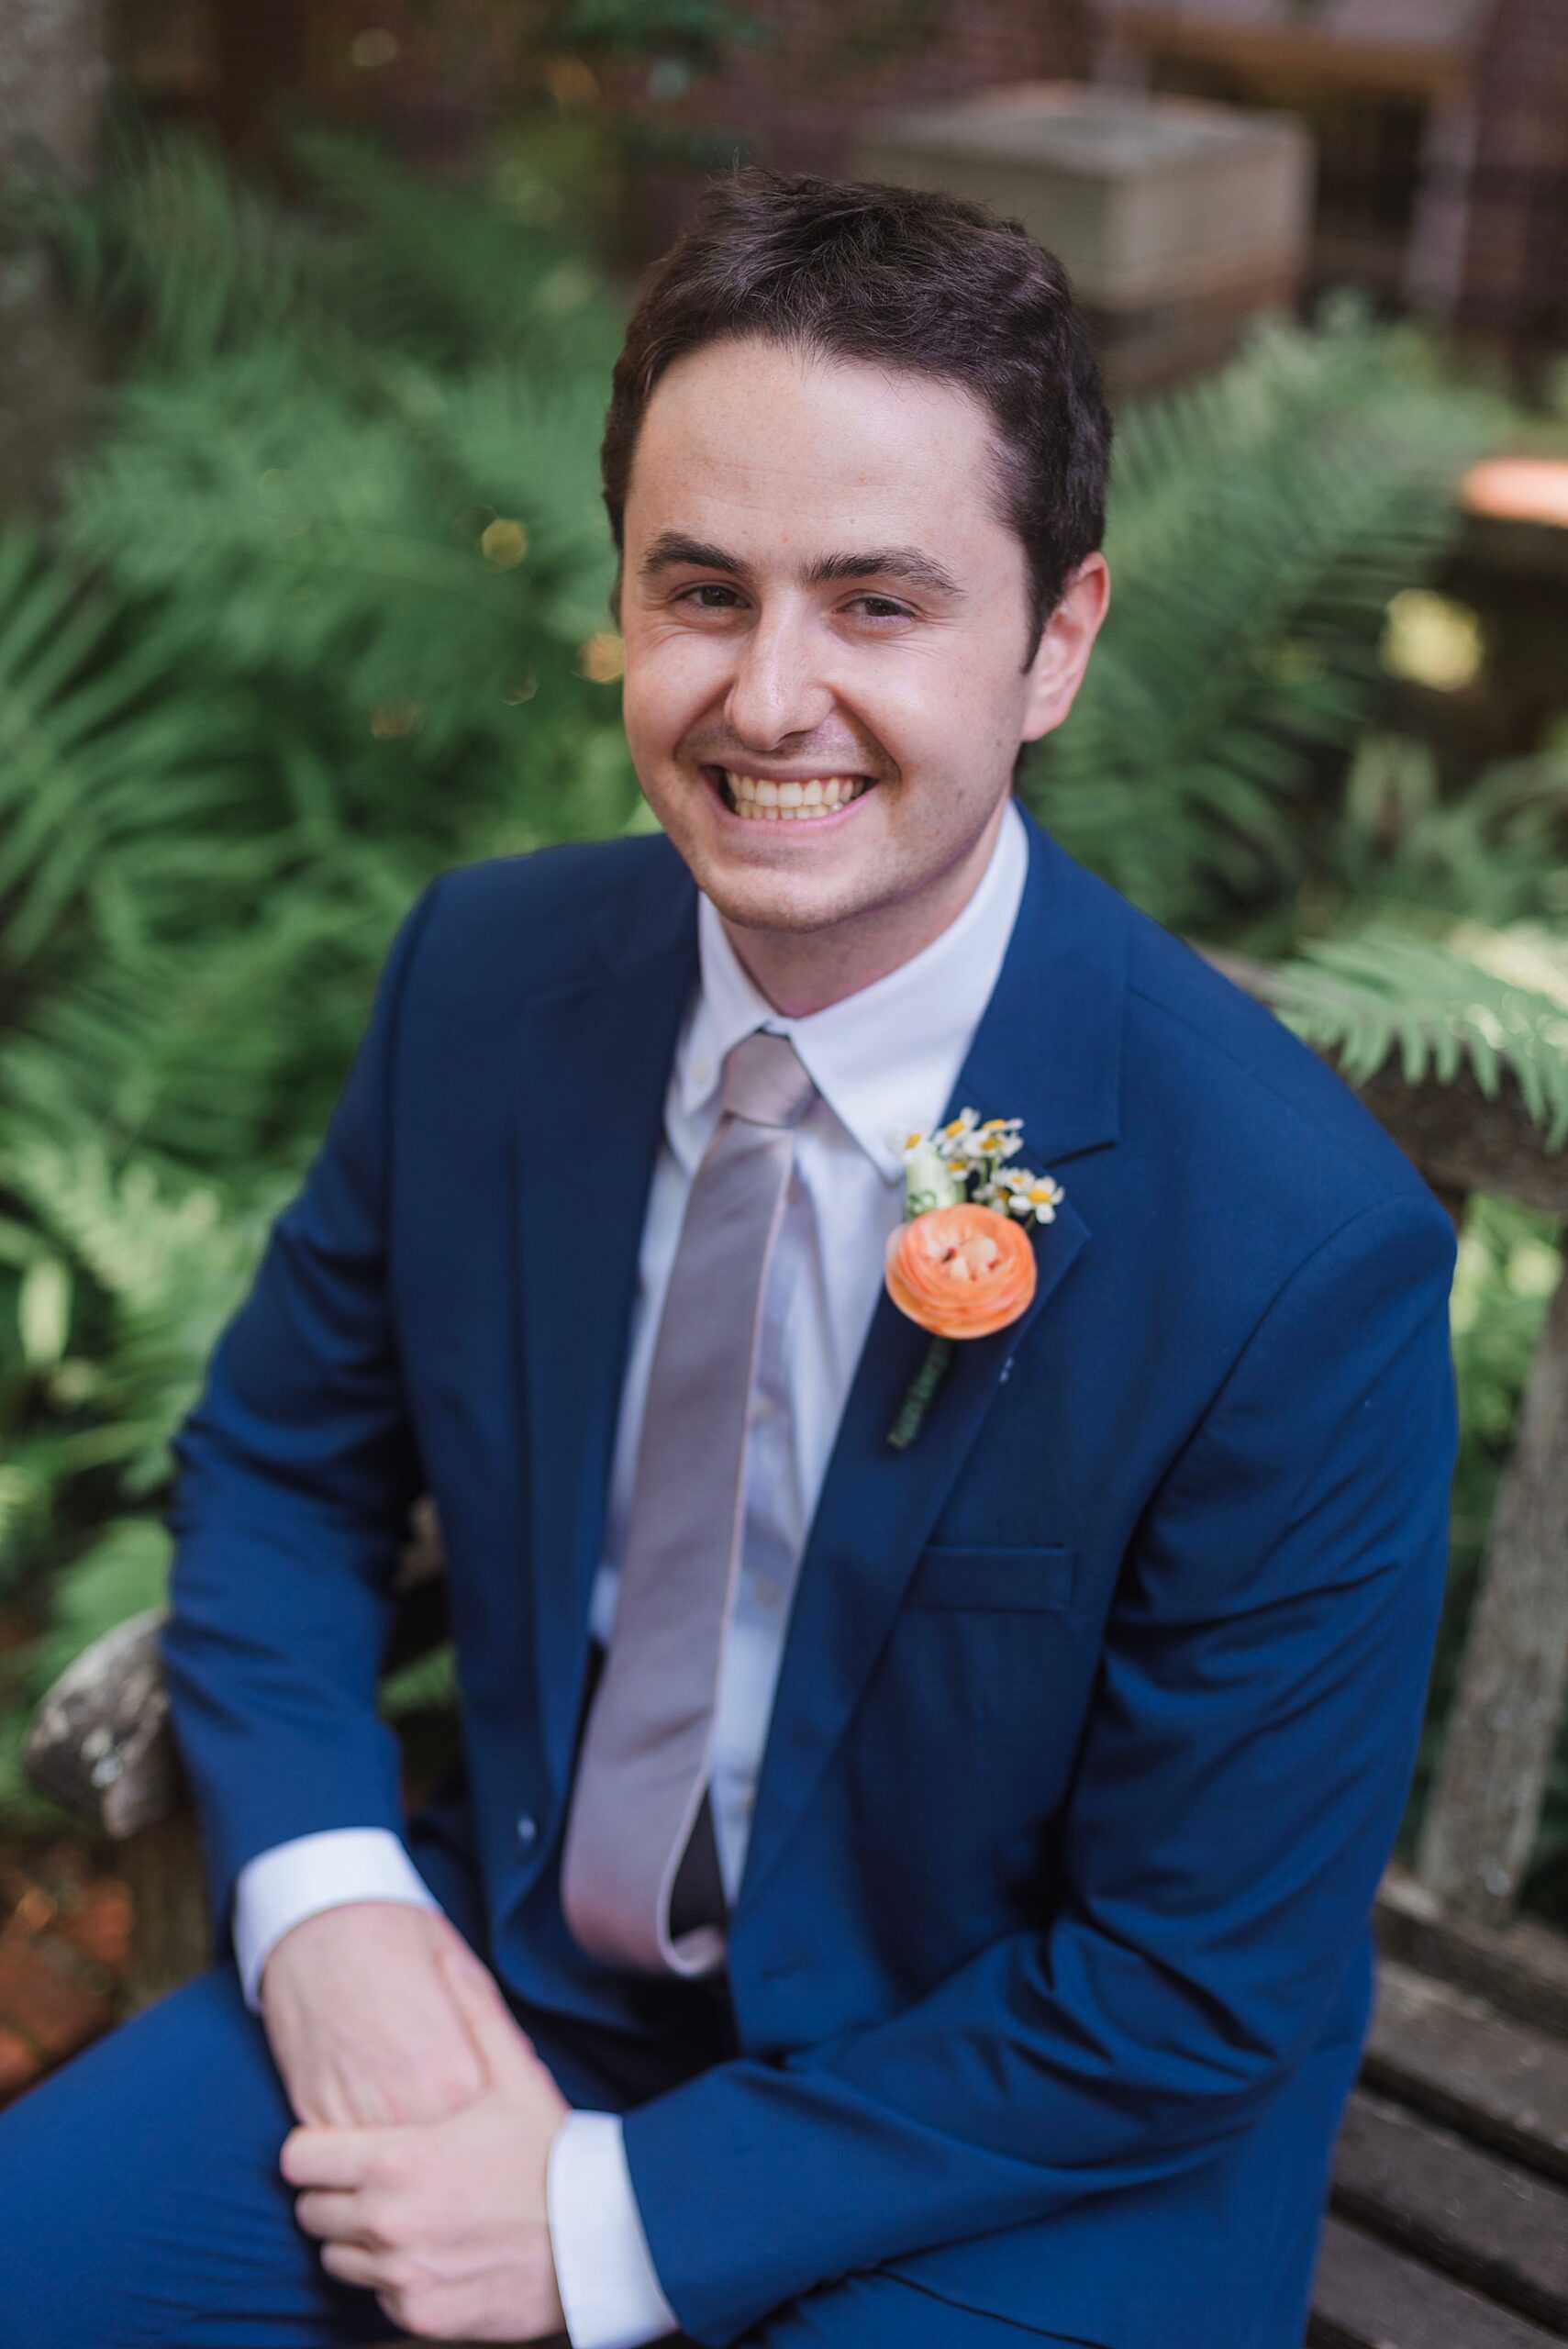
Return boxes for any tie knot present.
[720,1030,817,1129]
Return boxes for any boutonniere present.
[884,1109,1063,1451]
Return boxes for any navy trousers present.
[0,1821,1101,2349]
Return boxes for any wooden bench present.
[23,955,1568,2345]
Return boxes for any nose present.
[723,601,835,751]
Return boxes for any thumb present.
[438,1943,538,2091]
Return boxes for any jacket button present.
[517,1813,539,1850]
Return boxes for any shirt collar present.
[681,795,1030,1183]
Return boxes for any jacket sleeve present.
[161,877,444,1941]
[619,1189,1460,2346]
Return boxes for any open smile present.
[704,767,879,829]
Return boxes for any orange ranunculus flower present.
[884,1203,1037,1341]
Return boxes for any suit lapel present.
[513,841,699,1806]
[737,805,1127,1911]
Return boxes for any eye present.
[673,584,913,624]
[675,583,742,609]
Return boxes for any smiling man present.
[0,171,1457,2349]
[616,328,1097,1012]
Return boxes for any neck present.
[719,796,1010,1019]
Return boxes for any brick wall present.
[1458,0,1568,365]
[113,1,1095,264]
[605,0,1095,266]
[1088,0,1567,368]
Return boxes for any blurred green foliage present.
[0,124,641,1810]
[0,123,1564,1919]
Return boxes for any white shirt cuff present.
[547,2108,680,2349]
[233,1827,440,2011]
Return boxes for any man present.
[0,169,1457,2349]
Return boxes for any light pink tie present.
[560,1029,817,1976]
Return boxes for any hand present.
[261,1901,491,2128]
[284,1942,573,2342]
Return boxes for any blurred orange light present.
[579,633,625,684]
[1462,458,1568,529]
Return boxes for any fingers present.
[437,1943,538,2088]
[316,2242,452,2340]
[317,2240,384,2289]
[294,2187,376,2243]
[281,2123,388,2190]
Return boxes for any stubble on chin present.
[650,777,911,941]
[695,846,902,941]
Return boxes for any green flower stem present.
[886,1335,956,1451]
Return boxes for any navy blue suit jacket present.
[163,799,1458,2349]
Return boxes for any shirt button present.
[750,1392,775,1422]
[751,1571,784,1609]
[692,1059,711,1085]
[516,1813,539,1850]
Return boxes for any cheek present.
[822,663,942,779]
[879,646,996,750]
[618,658,667,743]
[622,638,723,751]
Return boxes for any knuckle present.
[360,2193,403,2252]
[430,2064,479,2112]
[294,2191,325,2236]
[406,2061,479,2121]
[397,2288,444,2337]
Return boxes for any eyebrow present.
[636,529,966,600]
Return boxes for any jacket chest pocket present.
[903,1542,1077,1612]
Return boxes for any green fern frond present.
[61,351,622,765]
[11,114,360,378]
[1033,302,1504,928]
[0,529,249,974]
[1324,728,1568,927]
[1267,919,1568,1149]
[15,112,622,383]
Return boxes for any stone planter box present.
[851,81,1314,392]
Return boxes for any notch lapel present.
[513,842,699,1808]
[738,807,1128,1912]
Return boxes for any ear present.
[1020,553,1111,746]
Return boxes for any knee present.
[0,1969,295,2347]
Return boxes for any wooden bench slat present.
[1309,2215,1566,2349]
[1362,1959,1568,2185]
[1330,2085,1568,2331]
[1416,1262,1568,1925]
[1377,1866,1568,2042]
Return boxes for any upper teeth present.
[724,773,871,820]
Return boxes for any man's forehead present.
[636,340,993,492]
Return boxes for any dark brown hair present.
[600,166,1113,669]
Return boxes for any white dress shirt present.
[233,793,1030,2347]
